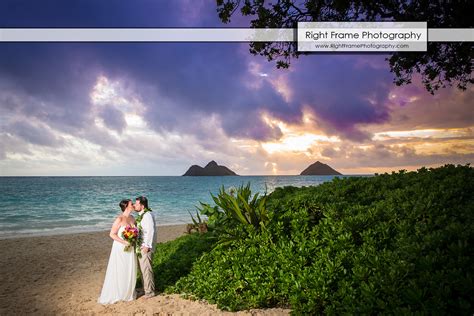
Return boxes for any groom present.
[134,196,156,298]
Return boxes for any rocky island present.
[300,161,342,175]
[182,161,238,176]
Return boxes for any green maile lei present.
[136,207,152,228]
[134,208,152,258]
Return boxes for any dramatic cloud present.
[7,120,64,147]
[284,55,394,141]
[99,105,127,134]
[0,0,472,175]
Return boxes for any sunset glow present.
[0,2,472,176]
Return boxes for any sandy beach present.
[0,225,290,315]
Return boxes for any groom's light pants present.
[139,250,155,295]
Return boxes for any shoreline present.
[0,222,190,240]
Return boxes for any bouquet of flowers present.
[121,225,142,257]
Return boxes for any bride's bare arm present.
[109,217,128,245]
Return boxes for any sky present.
[0,0,472,176]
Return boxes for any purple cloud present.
[100,105,126,133]
[282,55,393,141]
[0,1,400,146]
[0,0,472,176]
[7,120,64,147]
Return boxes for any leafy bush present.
[152,233,215,292]
[198,182,270,245]
[172,165,474,314]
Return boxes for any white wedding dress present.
[98,225,137,304]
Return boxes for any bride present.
[98,199,137,304]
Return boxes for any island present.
[300,161,342,175]
[182,161,238,176]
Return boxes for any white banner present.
[0,27,471,43]
[298,22,427,52]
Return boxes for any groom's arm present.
[141,213,155,250]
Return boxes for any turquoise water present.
[0,175,363,238]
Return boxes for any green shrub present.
[198,182,270,245]
[152,233,215,292]
[172,164,474,314]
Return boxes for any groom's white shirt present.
[139,210,156,251]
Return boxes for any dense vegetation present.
[153,165,474,314]
[151,233,215,292]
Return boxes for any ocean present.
[0,175,363,238]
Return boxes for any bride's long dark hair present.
[119,199,131,212]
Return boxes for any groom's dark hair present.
[119,199,131,212]
[136,196,149,209]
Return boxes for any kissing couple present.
[98,196,157,304]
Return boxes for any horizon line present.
[0,174,373,177]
